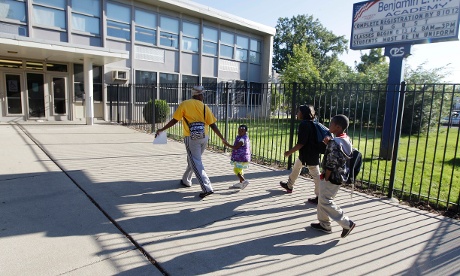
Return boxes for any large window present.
[202,77,217,103]
[135,9,156,45]
[159,16,178,49]
[73,64,103,102]
[71,0,100,35]
[160,73,178,103]
[181,75,198,101]
[0,0,26,22]
[135,70,157,102]
[182,21,199,52]
[249,82,262,105]
[233,80,247,105]
[236,35,248,62]
[182,75,198,86]
[106,1,130,40]
[32,0,66,29]
[220,31,234,59]
[136,70,157,84]
[0,0,27,35]
[250,39,261,64]
[203,26,217,56]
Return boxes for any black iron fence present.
[108,82,460,216]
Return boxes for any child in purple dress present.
[224,125,251,189]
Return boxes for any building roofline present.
[143,0,276,36]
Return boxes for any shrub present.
[143,99,169,123]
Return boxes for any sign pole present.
[380,44,411,160]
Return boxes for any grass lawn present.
[166,118,460,209]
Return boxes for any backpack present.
[346,148,363,184]
[312,121,331,154]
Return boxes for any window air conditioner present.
[112,70,128,81]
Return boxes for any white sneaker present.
[232,182,243,189]
[241,180,249,189]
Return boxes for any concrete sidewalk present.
[0,123,459,276]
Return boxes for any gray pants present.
[317,179,352,230]
[287,158,320,196]
[182,136,213,193]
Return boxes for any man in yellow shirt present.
[155,86,227,198]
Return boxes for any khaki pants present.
[287,158,320,196]
[317,179,352,230]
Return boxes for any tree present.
[280,43,321,84]
[273,15,348,75]
[401,64,452,134]
[322,58,355,83]
[279,43,321,107]
[356,48,385,73]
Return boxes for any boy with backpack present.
[280,105,324,204]
[310,114,356,238]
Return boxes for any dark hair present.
[331,114,349,130]
[299,105,315,120]
[239,124,248,131]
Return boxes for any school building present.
[0,0,275,124]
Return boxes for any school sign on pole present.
[350,0,460,160]
[351,0,460,49]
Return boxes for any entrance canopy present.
[0,37,128,65]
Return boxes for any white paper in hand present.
[153,131,167,144]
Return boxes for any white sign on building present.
[351,0,460,50]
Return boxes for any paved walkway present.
[0,122,459,275]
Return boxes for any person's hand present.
[223,140,231,147]
[323,136,333,145]
[284,150,291,157]
[155,129,163,138]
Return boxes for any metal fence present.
[108,82,460,216]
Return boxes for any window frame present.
[73,64,103,102]
[106,1,131,41]
[159,72,179,103]
[249,39,262,65]
[235,35,249,62]
[159,15,179,49]
[71,0,101,35]
[134,8,157,45]
[32,0,67,30]
[220,31,234,59]
[202,26,218,56]
[181,21,199,53]
[0,0,27,23]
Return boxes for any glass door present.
[51,77,67,115]
[27,73,45,118]
[5,74,23,115]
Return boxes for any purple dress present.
[230,134,251,168]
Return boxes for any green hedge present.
[143,99,169,123]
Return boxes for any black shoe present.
[341,221,356,238]
[310,223,332,234]
[199,191,214,198]
[307,196,318,204]
[279,181,293,193]
[180,180,191,187]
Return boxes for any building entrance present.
[2,72,69,121]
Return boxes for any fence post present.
[128,84,132,125]
[388,81,406,199]
[109,85,113,122]
[287,83,298,170]
[224,82,230,153]
[116,84,120,124]
[151,85,155,132]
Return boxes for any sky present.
[190,0,460,83]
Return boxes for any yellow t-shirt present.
[173,99,217,136]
